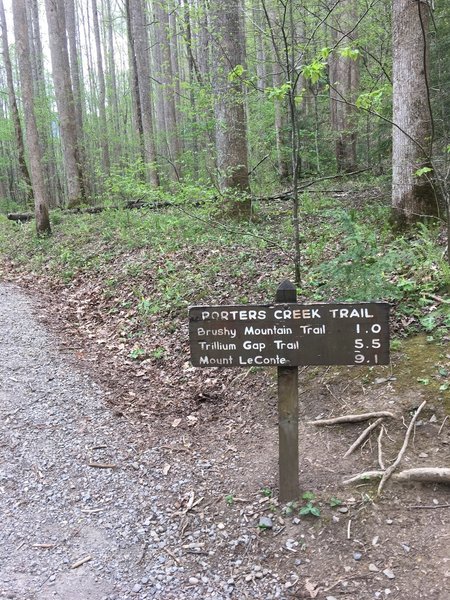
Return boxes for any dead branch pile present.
[308,402,450,496]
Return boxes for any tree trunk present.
[105,0,121,142]
[266,4,290,180]
[329,0,359,173]
[28,0,62,207]
[0,0,33,202]
[125,0,144,165]
[12,0,51,234]
[154,1,181,180]
[211,0,251,216]
[92,0,110,175]
[44,0,84,208]
[183,0,199,177]
[391,0,438,225]
[128,0,160,186]
[66,0,90,197]
[252,0,267,92]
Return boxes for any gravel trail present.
[0,283,289,600]
[0,283,169,599]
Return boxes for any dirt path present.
[0,283,449,600]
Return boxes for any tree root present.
[393,467,450,483]
[307,411,395,426]
[377,400,426,495]
[343,417,385,458]
[343,467,450,486]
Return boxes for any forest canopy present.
[0,0,448,243]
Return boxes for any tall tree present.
[0,0,33,201]
[153,1,182,179]
[125,0,144,166]
[391,0,438,224]
[12,0,51,234]
[44,0,84,208]
[105,0,121,143]
[329,0,360,172]
[128,0,160,186]
[92,0,110,174]
[210,0,251,215]
[28,0,63,207]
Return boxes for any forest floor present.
[0,194,449,599]
[1,278,449,600]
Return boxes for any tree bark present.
[391,0,438,225]
[154,1,182,180]
[252,0,267,92]
[92,0,110,175]
[28,0,63,207]
[211,0,251,216]
[0,0,33,202]
[125,0,145,164]
[12,0,51,234]
[128,0,160,186]
[44,0,84,208]
[105,0,121,141]
[329,0,359,173]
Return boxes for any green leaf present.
[420,314,437,332]
[417,378,430,385]
[319,47,331,59]
[299,502,320,517]
[299,505,312,516]
[414,166,433,178]
[302,491,316,501]
[339,46,360,60]
[302,60,326,84]
[439,382,449,391]
[329,496,342,507]
[266,82,291,100]
[228,64,245,82]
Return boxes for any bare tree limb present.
[343,470,384,485]
[377,401,427,496]
[377,424,386,470]
[344,417,384,458]
[307,411,395,426]
[394,467,450,483]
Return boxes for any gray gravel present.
[0,284,291,599]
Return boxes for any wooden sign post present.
[275,281,299,501]
[189,282,390,501]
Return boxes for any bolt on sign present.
[188,281,390,502]
[189,303,390,368]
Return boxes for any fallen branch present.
[344,417,384,457]
[423,292,450,305]
[7,199,175,222]
[377,425,386,470]
[344,467,450,487]
[438,415,448,436]
[408,503,450,509]
[70,555,92,569]
[377,400,426,495]
[307,411,394,426]
[393,467,450,483]
[343,470,384,485]
[88,461,117,469]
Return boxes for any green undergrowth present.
[0,186,448,342]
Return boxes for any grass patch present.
[0,187,448,339]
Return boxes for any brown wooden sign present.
[189,302,390,367]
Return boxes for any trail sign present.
[188,281,390,502]
[189,302,389,367]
